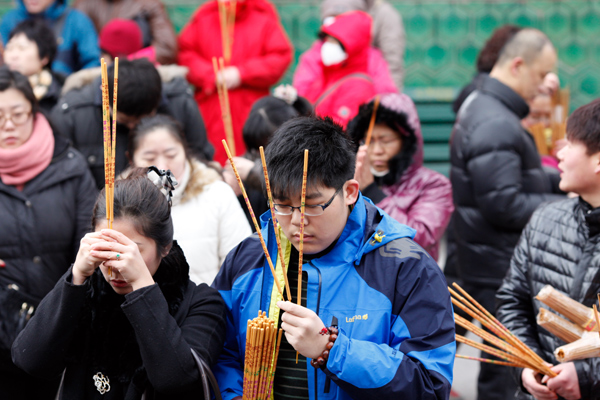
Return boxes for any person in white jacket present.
[127,114,251,284]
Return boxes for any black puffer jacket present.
[497,198,600,399]
[50,75,214,189]
[0,133,97,304]
[450,75,563,288]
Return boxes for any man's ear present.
[161,243,173,259]
[41,56,49,68]
[510,56,524,77]
[594,153,600,175]
[343,179,360,205]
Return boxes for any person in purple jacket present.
[348,93,453,261]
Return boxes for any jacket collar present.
[479,75,530,119]
[260,193,416,267]
[579,197,600,237]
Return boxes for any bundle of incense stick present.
[259,146,292,302]
[218,0,236,64]
[222,140,283,298]
[212,57,236,156]
[364,95,380,147]
[551,87,570,125]
[554,333,600,362]
[529,123,550,156]
[101,58,118,275]
[243,311,283,400]
[537,308,585,344]
[451,283,556,377]
[536,285,598,331]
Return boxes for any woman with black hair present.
[347,93,453,261]
[12,170,227,399]
[223,86,312,230]
[4,19,65,114]
[0,66,97,399]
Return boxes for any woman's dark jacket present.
[0,133,96,306]
[450,75,563,289]
[496,198,600,399]
[12,246,227,400]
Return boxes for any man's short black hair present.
[9,19,57,68]
[108,58,161,117]
[567,99,600,155]
[265,116,356,199]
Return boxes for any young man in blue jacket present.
[212,116,455,400]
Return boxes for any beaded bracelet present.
[310,326,338,368]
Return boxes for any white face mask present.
[371,167,389,177]
[321,41,348,66]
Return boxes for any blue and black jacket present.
[212,194,455,399]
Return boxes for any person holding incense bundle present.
[177,0,293,164]
[347,93,453,261]
[212,116,456,399]
[497,99,600,400]
[0,66,97,399]
[127,114,251,284]
[51,58,214,189]
[12,169,227,399]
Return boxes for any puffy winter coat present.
[450,75,563,289]
[50,74,213,189]
[348,93,453,261]
[73,0,178,65]
[320,0,405,90]
[293,41,397,97]
[0,133,96,391]
[12,245,227,400]
[0,0,100,76]
[308,11,376,128]
[212,194,456,399]
[178,0,292,164]
[496,198,600,400]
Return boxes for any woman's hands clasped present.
[72,229,155,291]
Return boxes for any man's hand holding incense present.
[542,362,581,400]
[278,301,330,359]
[92,229,156,291]
[522,368,557,400]
[354,144,374,191]
[72,232,113,285]
[216,66,241,90]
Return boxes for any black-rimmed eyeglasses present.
[272,187,342,217]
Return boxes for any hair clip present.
[147,166,178,205]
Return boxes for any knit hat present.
[99,19,143,58]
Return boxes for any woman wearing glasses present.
[0,66,97,399]
[347,93,453,261]
[126,114,251,285]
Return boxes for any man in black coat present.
[450,28,564,399]
[50,59,214,189]
[497,100,600,400]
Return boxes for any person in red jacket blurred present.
[348,93,453,261]
[178,0,292,164]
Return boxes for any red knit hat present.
[99,19,143,58]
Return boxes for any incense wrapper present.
[555,333,600,362]
[537,308,585,343]
[536,285,598,331]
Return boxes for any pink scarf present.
[0,113,54,191]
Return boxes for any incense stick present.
[212,57,236,155]
[223,140,283,298]
[456,354,524,368]
[259,146,292,302]
[110,57,118,229]
[296,149,309,363]
[364,95,380,147]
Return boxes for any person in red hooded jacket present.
[178,0,292,164]
[299,10,376,129]
[348,93,453,261]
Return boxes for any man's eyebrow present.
[305,191,323,200]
